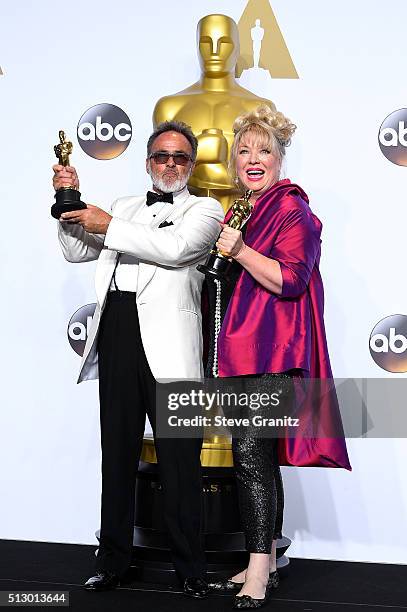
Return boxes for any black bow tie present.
[146,191,173,206]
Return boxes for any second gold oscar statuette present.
[197,189,253,281]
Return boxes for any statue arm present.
[194,129,228,164]
[257,97,276,111]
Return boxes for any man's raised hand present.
[52,164,80,191]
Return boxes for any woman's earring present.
[234,176,239,185]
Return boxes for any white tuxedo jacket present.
[58,188,223,382]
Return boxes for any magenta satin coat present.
[217,179,351,470]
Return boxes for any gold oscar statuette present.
[197,189,253,280]
[51,130,87,219]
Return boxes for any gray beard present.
[152,175,188,193]
[147,162,193,194]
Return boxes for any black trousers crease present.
[95,291,205,581]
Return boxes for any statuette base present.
[51,187,87,219]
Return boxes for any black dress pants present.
[94,291,205,582]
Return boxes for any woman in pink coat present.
[207,105,350,609]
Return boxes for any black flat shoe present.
[183,577,210,599]
[210,570,279,594]
[232,573,279,609]
[209,579,243,592]
[83,571,120,591]
[233,593,268,609]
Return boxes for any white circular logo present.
[369,314,407,372]
[67,303,96,356]
[378,109,407,166]
[77,103,132,160]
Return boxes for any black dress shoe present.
[183,577,210,599]
[83,571,120,591]
[210,570,279,594]
[232,573,279,609]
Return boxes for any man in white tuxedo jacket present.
[53,121,223,596]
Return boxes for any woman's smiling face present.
[235,131,281,197]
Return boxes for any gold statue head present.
[197,14,239,75]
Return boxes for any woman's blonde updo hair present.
[229,105,297,184]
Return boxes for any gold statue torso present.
[54,130,73,167]
[153,14,275,211]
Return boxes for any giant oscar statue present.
[131,14,290,585]
[153,13,275,211]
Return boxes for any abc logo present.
[77,103,132,160]
[369,314,407,373]
[378,109,407,166]
[67,303,96,356]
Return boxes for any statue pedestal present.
[127,435,291,584]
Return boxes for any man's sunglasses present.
[149,151,193,166]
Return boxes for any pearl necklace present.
[212,278,222,378]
